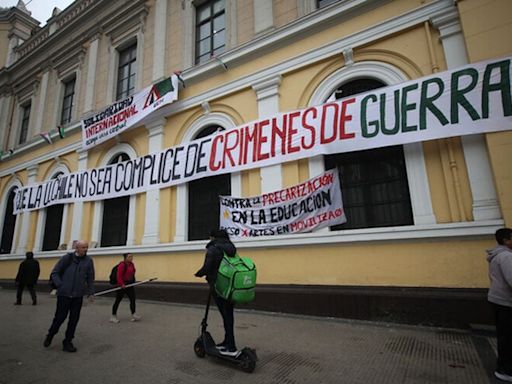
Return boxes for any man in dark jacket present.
[14,251,40,305]
[44,240,95,353]
[195,229,239,356]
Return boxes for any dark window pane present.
[101,153,130,246]
[19,104,31,144]
[0,189,17,254]
[195,0,225,64]
[60,77,76,125]
[188,125,230,240]
[318,0,340,8]
[116,44,137,100]
[42,204,64,251]
[324,79,413,230]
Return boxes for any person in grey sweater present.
[44,240,95,353]
[487,228,512,382]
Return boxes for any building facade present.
[0,0,511,327]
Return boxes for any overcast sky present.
[0,0,75,25]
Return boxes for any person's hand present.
[121,284,126,289]
[88,295,95,303]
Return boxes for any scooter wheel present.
[239,352,256,373]
[194,338,205,358]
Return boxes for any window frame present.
[116,42,138,101]
[195,0,227,64]
[18,102,31,145]
[308,61,436,228]
[60,76,76,126]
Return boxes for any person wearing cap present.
[195,229,239,356]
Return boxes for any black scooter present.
[193,290,258,373]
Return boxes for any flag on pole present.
[173,71,186,88]
[40,132,53,144]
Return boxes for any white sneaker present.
[131,313,141,322]
[109,316,120,324]
[495,371,512,382]
[219,349,240,357]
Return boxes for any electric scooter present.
[193,289,258,373]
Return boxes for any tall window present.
[116,43,137,101]
[19,103,31,145]
[0,188,17,254]
[188,125,231,240]
[195,0,226,64]
[42,173,64,251]
[325,79,413,230]
[60,77,76,125]
[101,153,130,247]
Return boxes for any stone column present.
[141,118,165,245]
[16,165,38,254]
[431,9,500,220]
[69,149,88,247]
[34,70,50,135]
[84,35,100,113]
[252,75,282,193]
[153,0,167,81]
[254,0,274,34]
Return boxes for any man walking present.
[44,240,95,352]
[14,251,40,305]
[487,228,512,382]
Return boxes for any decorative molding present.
[342,47,354,67]
[201,101,211,115]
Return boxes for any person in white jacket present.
[487,228,512,382]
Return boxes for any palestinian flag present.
[40,132,52,144]
[58,126,65,139]
[144,77,175,108]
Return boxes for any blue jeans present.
[48,296,83,342]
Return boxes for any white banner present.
[14,56,512,213]
[81,75,179,149]
[220,169,346,237]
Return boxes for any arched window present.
[325,79,413,230]
[188,125,231,240]
[101,153,130,247]
[42,173,64,251]
[0,188,17,254]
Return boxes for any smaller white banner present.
[81,75,179,150]
[220,169,346,237]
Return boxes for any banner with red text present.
[219,169,346,237]
[14,56,512,213]
[81,75,179,149]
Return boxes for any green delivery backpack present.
[215,252,257,304]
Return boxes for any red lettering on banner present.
[224,130,239,168]
[209,134,223,171]
[287,111,301,154]
[301,107,317,149]
[270,115,286,157]
[256,120,270,161]
[340,98,356,139]
[320,103,338,144]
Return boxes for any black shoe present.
[14,302,21,305]
[43,334,53,348]
[32,302,37,306]
[62,341,77,353]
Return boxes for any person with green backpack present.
[195,229,239,356]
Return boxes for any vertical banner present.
[81,75,179,149]
[220,169,346,237]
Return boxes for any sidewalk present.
[0,288,500,384]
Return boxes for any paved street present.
[0,288,501,384]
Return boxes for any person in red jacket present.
[110,253,141,323]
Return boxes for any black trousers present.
[16,283,36,304]
[112,286,136,315]
[493,303,512,374]
[48,296,83,343]
[214,293,236,350]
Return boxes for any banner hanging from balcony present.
[81,75,179,150]
[13,56,512,214]
[219,168,346,237]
